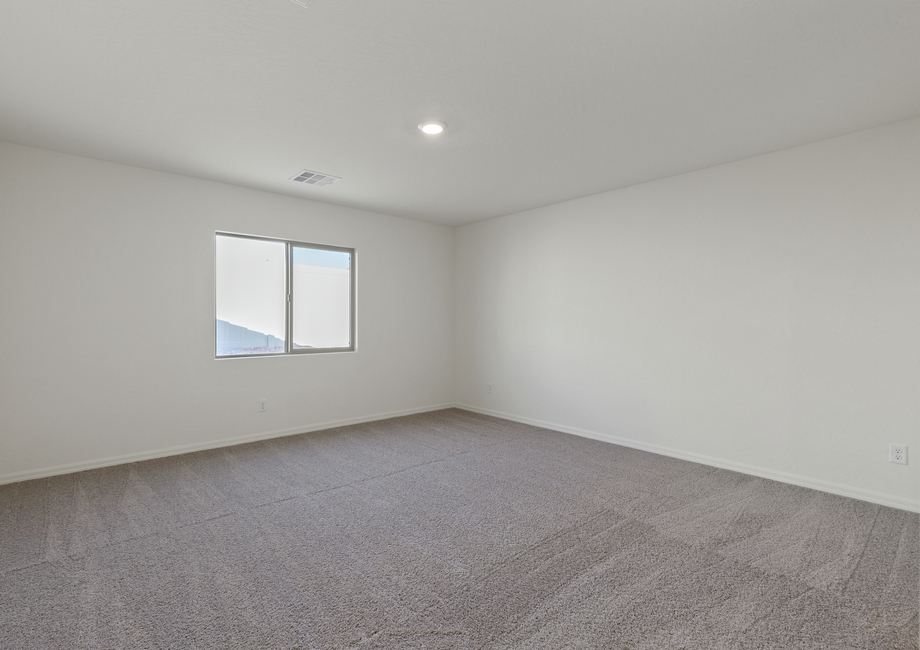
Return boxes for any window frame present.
[215,231,356,359]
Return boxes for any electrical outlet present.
[487,384,492,395]
[259,399,268,413]
[889,443,907,465]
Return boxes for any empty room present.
[1,1,918,648]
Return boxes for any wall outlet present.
[487,384,492,394]
[889,443,907,465]
[259,399,268,413]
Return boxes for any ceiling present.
[1,0,919,226]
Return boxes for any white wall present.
[0,142,455,483]
[456,118,920,511]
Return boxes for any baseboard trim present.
[0,403,455,486]
[456,404,920,514]
[7,403,917,513]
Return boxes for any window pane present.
[292,246,351,350]
[216,236,286,356]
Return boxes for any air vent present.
[290,170,341,187]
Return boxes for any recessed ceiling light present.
[419,121,446,135]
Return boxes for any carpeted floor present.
[1,408,917,649]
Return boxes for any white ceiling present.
[1,0,919,226]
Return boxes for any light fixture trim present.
[418,120,446,135]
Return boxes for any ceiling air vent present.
[290,170,341,187]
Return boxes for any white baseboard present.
[456,404,920,514]
[6,402,917,514]
[0,403,455,486]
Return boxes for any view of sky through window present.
[292,247,351,269]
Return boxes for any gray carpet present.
[1,408,917,649]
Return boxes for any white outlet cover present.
[889,443,907,465]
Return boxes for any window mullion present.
[285,242,293,354]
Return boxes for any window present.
[215,233,355,357]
